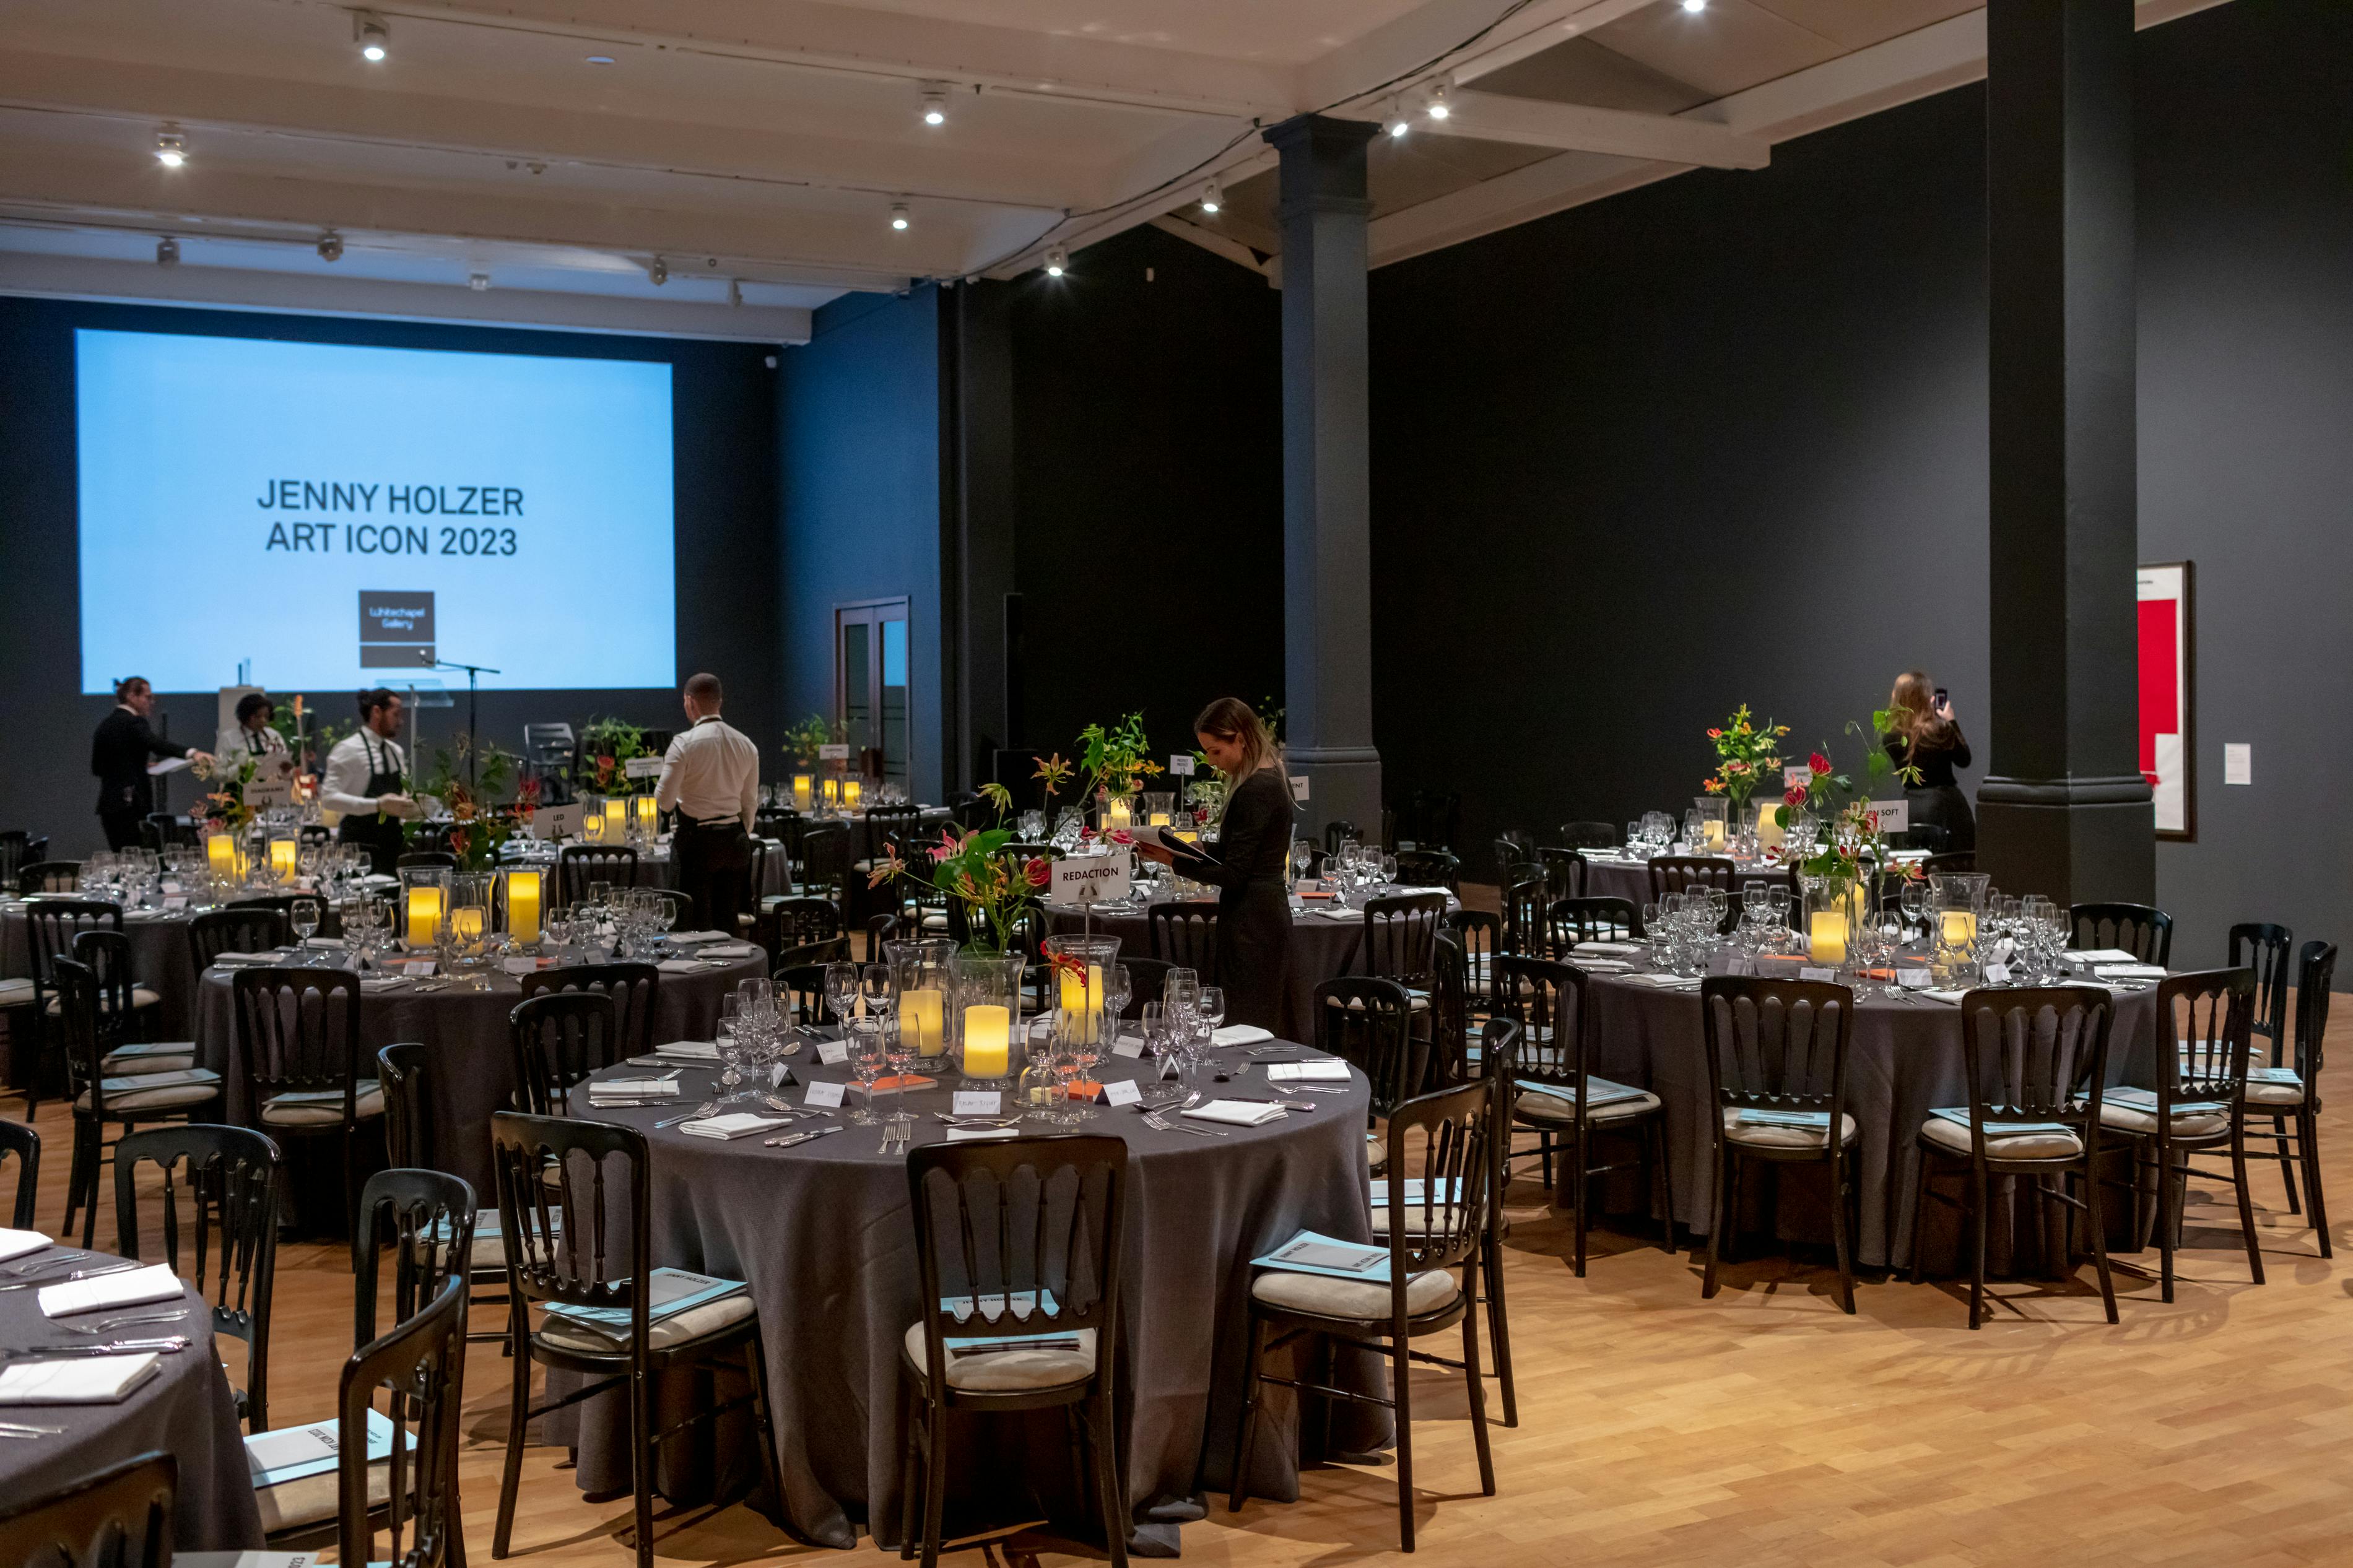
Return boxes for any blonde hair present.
[1887,670,1954,760]
[1192,697,1287,803]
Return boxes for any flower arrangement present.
[1772,712,1924,889]
[1701,704,1788,820]
[189,753,261,836]
[409,735,535,875]
[1077,712,1161,806]
[780,711,846,772]
[581,716,654,797]
[869,782,1069,954]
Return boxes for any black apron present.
[339,731,407,875]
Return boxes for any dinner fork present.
[2,1249,84,1276]
[652,1101,723,1130]
[64,1310,187,1335]
[0,1421,63,1438]
[1144,1110,1225,1139]
[0,1262,141,1294]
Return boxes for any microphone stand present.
[420,652,502,790]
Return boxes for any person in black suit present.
[1135,697,1296,1034]
[92,676,212,851]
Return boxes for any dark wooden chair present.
[488,1112,794,1568]
[1474,1015,1521,1426]
[557,844,640,909]
[1392,848,1461,894]
[1921,851,1977,876]
[900,1135,1132,1568]
[1492,955,1671,1276]
[1500,876,1549,959]
[231,966,380,1234]
[376,1050,510,1346]
[507,990,624,1115]
[1426,932,1472,1091]
[2099,968,2261,1302]
[1490,833,1534,885]
[1115,956,1173,1021]
[2228,922,2295,1067]
[18,859,84,895]
[1323,821,1359,856]
[0,831,43,891]
[71,929,190,1076]
[0,1118,37,1228]
[1535,847,1585,904]
[352,1167,477,1353]
[54,955,225,1244]
[776,937,851,970]
[774,963,839,1028]
[1318,977,1418,1178]
[1230,1076,1497,1551]
[1360,893,1446,992]
[1549,895,1645,948]
[189,905,292,981]
[760,895,846,971]
[1556,821,1619,851]
[25,899,130,1120]
[1444,909,1502,1008]
[2070,902,2173,968]
[114,1123,281,1430]
[1698,976,1859,1314]
[2240,942,2338,1257]
[518,962,660,1062]
[1908,987,2118,1328]
[0,1449,175,1568]
[1649,854,1736,914]
[1149,900,1220,981]
[796,820,854,904]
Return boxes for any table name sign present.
[624,756,664,779]
[953,1091,1003,1116]
[817,743,851,761]
[1168,753,1196,776]
[1868,799,1910,833]
[535,802,583,840]
[1782,765,1813,792]
[816,1039,849,1066]
[1051,853,1131,906]
[244,758,298,810]
[1102,1078,1143,1107]
[803,1080,846,1109]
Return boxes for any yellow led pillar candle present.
[505,869,542,945]
[900,986,945,1058]
[962,1005,1010,1078]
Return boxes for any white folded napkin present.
[41,1262,183,1318]
[946,1127,1020,1141]
[695,943,759,959]
[359,977,406,992]
[678,1114,793,1140]
[1568,958,1633,972]
[655,959,709,974]
[209,951,280,965]
[1211,1024,1274,1047]
[1625,973,1701,989]
[1265,1060,1350,1085]
[2071,948,2143,964]
[587,1078,679,1100]
[663,930,731,945]
[2094,964,2167,981]
[0,1229,50,1265]
[1572,942,1646,956]
[651,1041,721,1062]
[1920,989,1970,1005]
[1184,1099,1286,1127]
[0,1352,162,1405]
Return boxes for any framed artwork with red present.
[2136,562,2193,840]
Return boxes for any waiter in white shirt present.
[322,688,420,874]
[653,672,759,932]
[216,692,290,764]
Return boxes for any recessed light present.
[1200,180,1222,214]
[890,202,910,231]
[920,85,948,126]
[1682,0,1706,12]
[354,12,389,61]
[1043,245,1068,277]
[154,128,186,167]
[586,54,615,65]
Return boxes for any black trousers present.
[675,820,752,933]
[99,808,146,852]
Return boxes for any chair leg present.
[1967,1164,1989,1331]
[491,1310,531,1558]
[1700,1143,1728,1300]
[1482,1228,1516,1429]
[1830,1154,1855,1316]
[2271,1116,2301,1214]
[897,1379,920,1561]
[2080,1158,2119,1324]
[1459,1267,1495,1497]
[1087,1388,1131,1568]
[1227,1315,1267,1512]
[741,1336,791,1550]
[918,1400,949,1568]
[2157,1143,2177,1306]
[1392,1329,1416,1553]
[1908,1151,1932,1286]
[1568,1122,1589,1278]
[2301,1106,2332,1258]
[61,1120,89,1245]
[2230,1124,2266,1287]
[1649,1117,1675,1254]
[628,1365,655,1568]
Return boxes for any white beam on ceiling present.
[0,248,814,341]
[1300,0,1662,115]
[1147,214,1273,282]
[980,144,1280,281]
[1432,89,1768,168]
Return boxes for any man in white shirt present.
[321,688,420,873]
[654,672,759,931]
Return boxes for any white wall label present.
[2224,743,2251,786]
[1290,774,1310,802]
[1168,754,1196,776]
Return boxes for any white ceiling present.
[0,0,2232,340]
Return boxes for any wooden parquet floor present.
[18,998,2353,1567]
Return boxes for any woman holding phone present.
[1884,670,1975,852]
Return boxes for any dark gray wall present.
[1368,0,2351,966]
[0,297,780,857]
[775,287,947,805]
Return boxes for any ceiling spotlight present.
[920,85,948,127]
[469,272,491,291]
[890,202,910,231]
[1385,98,1411,138]
[1681,0,1707,10]
[649,256,668,286]
[154,128,187,168]
[1043,245,1068,277]
[1199,180,1222,214]
[317,231,344,262]
[354,11,389,61]
[155,236,180,266]
[1424,81,1451,120]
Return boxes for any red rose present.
[1024,857,1050,888]
[1809,752,1832,774]
[1784,786,1808,807]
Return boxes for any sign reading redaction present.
[1050,852,1132,906]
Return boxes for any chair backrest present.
[25,899,121,989]
[353,1168,477,1349]
[2071,902,2173,968]
[1921,851,1977,876]
[1392,848,1461,894]
[1149,900,1220,979]
[1489,833,1530,883]
[796,821,853,896]
[396,851,458,872]
[766,894,845,951]
[338,1278,469,1568]
[1426,931,1471,1089]
[0,1450,175,1568]
[0,1117,37,1229]
[48,959,118,1117]
[508,990,622,1114]
[2159,967,2255,1108]
[188,905,290,979]
[1557,821,1619,851]
[774,963,835,1026]
[113,1123,281,1430]
[1323,820,1359,856]
[776,936,851,969]
[19,860,84,896]
[518,962,659,1060]
[643,888,697,929]
[1500,876,1549,958]
[0,830,37,889]
[1698,976,1856,1130]
[1490,955,1591,1102]
[904,1135,1128,1395]
[1536,847,1585,903]
[230,966,365,1111]
[1107,956,1166,1020]
[1403,789,1461,853]
[1361,893,1446,986]
[1443,909,1500,987]
[378,1043,432,1167]
[557,844,640,908]
[1315,977,1417,1119]
[1898,823,1950,852]
[866,912,901,950]
[1376,1078,1495,1283]
[68,929,144,1051]
[1649,855,1734,906]
[2295,942,2337,1084]
[490,1111,649,1320]
[1549,895,1645,946]
[2228,922,2295,1054]
[1950,987,2114,1155]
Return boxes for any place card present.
[1101,1079,1143,1107]
[952,1091,1003,1117]
[1898,968,1933,989]
[163,896,187,911]
[816,1039,850,1066]
[803,1081,846,1109]
[1798,966,1837,982]
[1110,1035,1144,1059]
[502,958,539,976]
[769,1062,791,1088]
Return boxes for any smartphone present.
[1933,688,1948,706]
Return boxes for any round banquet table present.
[1578,954,2162,1272]
[500,838,795,899]
[0,1260,262,1551]
[550,1039,1387,1555]
[0,895,298,1042]
[1042,886,1459,1042]
[190,943,768,1197]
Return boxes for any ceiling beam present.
[1299,0,1663,115]
[0,247,814,341]
[1147,214,1272,282]
[1432,89,1768,169]
[981,144,1280,280]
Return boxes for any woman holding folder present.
[1135,698,1295,1034]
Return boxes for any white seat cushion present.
[1369,1204,1476,1239]
[45,985,160,1017]
[1365,1133,1387,1172]
[1921,1115,2084,1161]
[1515,1087,1661,1126]
[2100,1102,2229,1138]
[0,978,35,1005]
[78,1069,222,1113]
[101,1041,196,1073]
[251,1444,396,1534]
[1251,1264,1459,1320]
[534,1289,755,1355]
[1722,1108,1858,1150]
[2245,1076,2306,1107]
[261,1081,385,1127]
[902,1322,1097,1392]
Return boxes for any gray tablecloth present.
[553,1042,1383,1556]
[502,839,795,900]
[1580,854,1790,909]
[1,903,241,1040]
[1582,963,2160,1270]
[0,1268,261,1551]
[191,946,767,1195]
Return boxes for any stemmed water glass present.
[1198,985,1227,1046]
[846,1018,887,1125]
[1102,965,1133,1047]
[882,1015,918,1122]
[290,898,321,964]
[823,962,860,1032]
[1290,837,1313,885]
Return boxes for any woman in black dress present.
[1136,698,1295,1034]
[1884,670,1975,852]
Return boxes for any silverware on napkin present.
[763,1124,845,1150]
[0,1260,141,1293]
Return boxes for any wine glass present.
[716,994,744,1099]
[1140,1001,1165,1062]
[1289,837,1313,884]
[1102,965,1133,1045]
[290,898,321,964]
[882,1015,918,1120]
[861,963,896,1030]
[1198,985,1227,1046]
[823,962,860,1031]
[846,1018,887,1125]
[1165,968,1199,1029]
